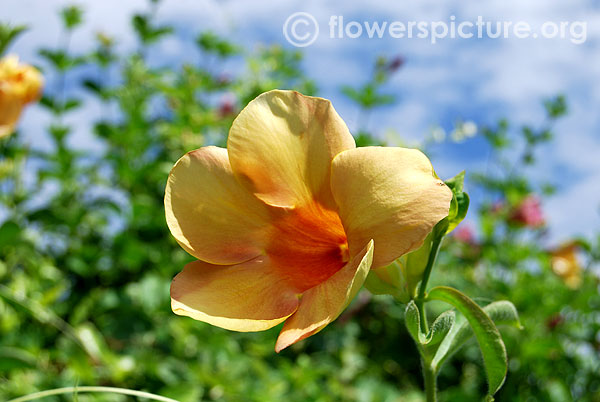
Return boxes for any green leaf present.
[63,98,82,112]
[433,300,521,372]
[354,132,385,147]
[0,23,27,56]
[75,323,115,364]
[544,94,567,119]
[49,124,71,141]
[482,301,523,330]
[61,5,84,30]
[427,286,508,397]
[404,301,454,346]
[83,79,102,94]
[0,347,37,370]
[427,310,455,346]
[404,301,421,344]
[341,83,395,110]
[132,14,173,44]
[196,31,239,58]
[0,220,20,246]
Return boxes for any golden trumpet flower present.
[551,242,582,289]
[165,90,452,351]
[0,55,43,138]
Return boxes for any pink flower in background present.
[218,96,235,117]
[454,224,475,244]
[509,195,545,227]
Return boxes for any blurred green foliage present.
[1,2,599,401]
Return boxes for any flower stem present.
[414,230,444,334]
[422,360,438,402]
[417,233,444,302]
[7,386,180,402]
[414,220,447,401]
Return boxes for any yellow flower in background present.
[0,55,43,138]
[551,242,582,289]
[165,90,452,351]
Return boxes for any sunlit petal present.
[331,147,452,268]
[171,257,300,331]
[275,240,374,352]
[165,146,271,265]
[227,90,355,209]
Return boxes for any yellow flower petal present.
[165,146,271,265]
[275,240,374,352]
[0,55,43,138]
[171,257,300,332]
[0,87,25,138]
[227,90,355,209]
[551,242,582,289]
[330,147,452,268]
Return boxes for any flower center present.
[267,202,349,293]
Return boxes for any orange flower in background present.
[550,242,582,289]
[165,90,452,351]
[0,55,43,138]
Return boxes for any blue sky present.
[4,0,600,244]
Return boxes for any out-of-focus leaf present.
[61,5,84,30]
[0,221,20,246]
[0,347,37,370]
[0,23,27,55]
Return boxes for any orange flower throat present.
[267,203,349,293]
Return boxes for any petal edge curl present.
[330,147,452,268]
[275,240,374,352]
[171,257,300,332]
[165,146,270,265]
[227,90,355,209]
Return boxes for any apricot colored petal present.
[227,90,355,209]
[330,147,452,268]
[275,240,374,352]
[165,146,270,265]
[0,93,23,138]
[171,257,299,331]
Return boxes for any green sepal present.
[445,171,470,234]
[364,265,410,303]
